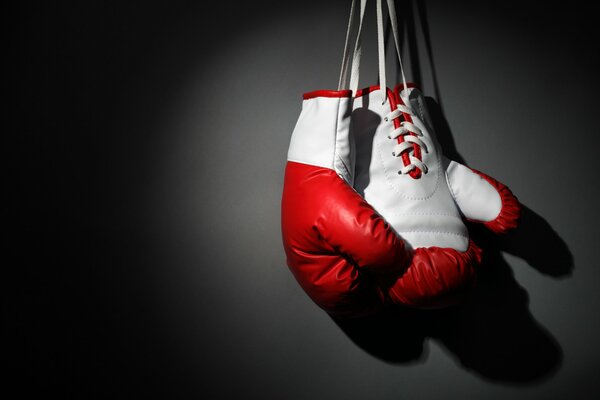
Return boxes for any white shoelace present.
[384,105,429,175]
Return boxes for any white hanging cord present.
[338,0,407,101]
[376,0,387,104]
[337,0,357,90]
[348,0,368,93]
[386,0,409,98]
[338,0,368,92]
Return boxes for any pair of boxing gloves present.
[281,84,521,318]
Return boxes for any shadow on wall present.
[333,0,574,385]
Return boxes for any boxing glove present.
[282,90,411,318]
[353,84,521,307]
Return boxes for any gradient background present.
[7,0,600,398]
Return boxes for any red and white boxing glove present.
[353,84,521,307]
[282,91,411,318]
[283,0,520,314]
[342,0,521,307]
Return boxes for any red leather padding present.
[376,240,483,308]
[470,169,521,234]
[281,161,487,316]
[281,161,410,318]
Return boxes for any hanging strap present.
[386,0,409,100]
[376,0,408,104]
[376,0,386,103]
[338,0,368,91]
[338,0,408,103]
[338,0,357,90]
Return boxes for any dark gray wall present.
[9,0,600,398]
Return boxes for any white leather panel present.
[446,160,502,222]
[383,212,468,250]
[288,96,354,184]
[354,88,468,251]
[334,97,354,185]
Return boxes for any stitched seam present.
[333,99,353,182]
[335,153,351,179]
[472,169,503,222]
[417,96,425,121]
[332,97,341,172]
[445,166,464,212]
[377,138,442,200]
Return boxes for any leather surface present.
[288,95,355,184]
[396,85,521,235]
[281,161,486,311]
[283,87,521,313]
[377,239,482,308]
[354,86,470,250]
[446,160,503,222]
[469,168,521,233]
[281,161,409,318]
[354,85,521,251]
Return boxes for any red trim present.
[469,169,521,234]
[302,84,418,100]
[302,90,353,100]
[393,82,419,93]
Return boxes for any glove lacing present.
[384,104,428,176]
